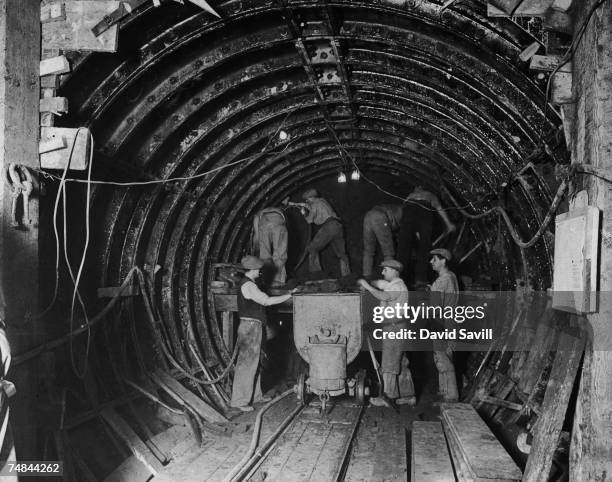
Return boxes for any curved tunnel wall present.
[55,0,563,372]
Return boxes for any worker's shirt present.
[373,278,409,323]
[430,271,459,307]
[304,197,338,225]
[241,277,278,307]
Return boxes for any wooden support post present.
[523,329,585,481]
[0,0,40,460]
[569,2,612,478]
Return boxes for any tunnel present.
[8,0,610,480]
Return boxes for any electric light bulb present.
[279,130,288,141]
[337,172,347,183]
[351,169,360,181]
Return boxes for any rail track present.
[239,397,366,482]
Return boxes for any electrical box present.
[39,127,91,171]
[552,200,599,314]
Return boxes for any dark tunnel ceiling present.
[58,0,563,364]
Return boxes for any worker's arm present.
[357,279,395,301]
[408,190,455,232]
[242,281,293,306]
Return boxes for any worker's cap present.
[430,248,452,261]
[241,255,265,270]
[302,188,318,200]
[380,259,404,272]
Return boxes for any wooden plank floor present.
[344,405,409,482]
[149,389,441,481]
[249,401,362,481]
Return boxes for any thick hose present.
[235,402,305,480]
[222,388,295,482]
[444,180,568,249]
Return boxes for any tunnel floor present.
[136,383,442,482]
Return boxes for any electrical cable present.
[13,266,140,366]
[444,178,569,249]
[68,132,95,378]
[135,269,240,386]
[33,127,89,319]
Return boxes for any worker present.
[358,260,416,406]
[231,256,295,412]
[252,207,288,286]
[298,189,351,277]
[362,187,455,278]
[429,248,459,402]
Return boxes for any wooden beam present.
[550,71,574,104]
[38,135,66,154]
[487,0,553,17]
[530,55,571,72]
[153,370,228,424]
[519,41,542,62]
[101,409,164,476]
[39,96,68,114]
[42,1,120,52]
[569,4,612,477]
[39,127,91,170]
[0,0,41,460]
[412,422,454,482]
[40,55,70,76]
[523,330,585,481]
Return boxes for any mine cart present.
[293,292,368,411]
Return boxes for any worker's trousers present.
[307,218,351,276]
[362,209,395,277]
[231,318,264,407]
[258,213,288,284]
[433,347,459,401]
[381,334,414,399]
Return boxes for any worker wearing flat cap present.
[358,260,416,406]
[362,187,455,278]
[231,256,296,412]
[296,189,351,277]
[429,248,459,402]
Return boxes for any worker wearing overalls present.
[429,248,460,402]
[301,189,351,277]
[362,188,455,278]
[362,204,403,277]
[231,256,293,412]
[358,260,416,406]
[252,207,288,286]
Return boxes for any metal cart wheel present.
[296,371,307,405]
